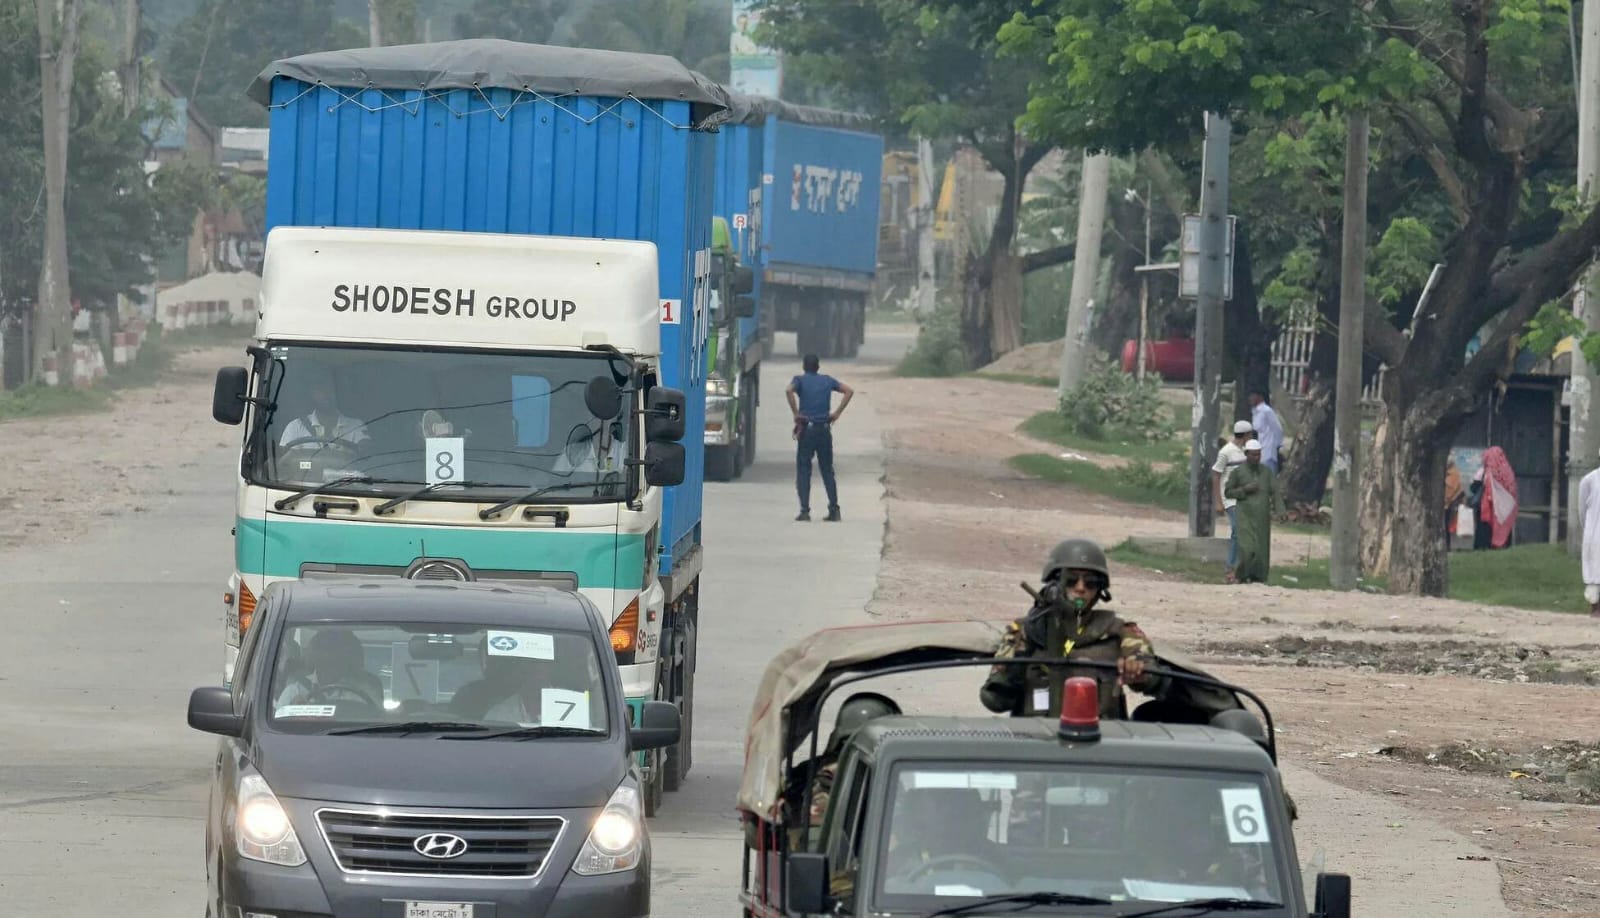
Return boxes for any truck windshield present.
[873,763,1287,912]
[267,621,610,735]
[246,344,629,502]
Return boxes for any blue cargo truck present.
[702,95,882,478]
[209,39,726,813]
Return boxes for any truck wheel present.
[663,614,695,791]
[741,375,758,468]
[706,445,737,482]
[643,747,665,817]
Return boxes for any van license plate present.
[406,904,473,918]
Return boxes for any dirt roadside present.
[857,359,1600,915]
[0,342,245,550]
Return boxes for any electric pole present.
[1568,0,1600,556]
[1189,113,1231,538]
[1330,111,1370,590]
[1057,150,1110,395]
[368,0,383,47]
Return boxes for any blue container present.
[712,119,765,351]
[761,119,884,278]
[260,79,713,573]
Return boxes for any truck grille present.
[316,809,566,878]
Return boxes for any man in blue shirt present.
[786,354,854,521]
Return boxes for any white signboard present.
[1179,214,1237,300]
[1220,787,1271,843]
[424,437,465,485]
[541,688,592,728]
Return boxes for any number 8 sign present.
[425,437,465,485]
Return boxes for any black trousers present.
[796,420,838,512]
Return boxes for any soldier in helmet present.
[980,538,1164,720]
[784,692,901,850]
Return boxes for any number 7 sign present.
[660,299,682,325]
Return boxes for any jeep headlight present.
[235,773,307,867]
[572,783,643,875]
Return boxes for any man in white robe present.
[1579,452,1600,617]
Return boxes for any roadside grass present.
[0,323,248,423]
[1009,453,1189,515]
[1110,539,1587,615]
[969,371,1055,388]
[1019,410,1187,465]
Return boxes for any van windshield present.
[268,621,610,735]
[872,764,1287,911]
[246,343,629,501]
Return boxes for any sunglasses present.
[1056,570,1106,588]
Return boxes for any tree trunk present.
[1222,225,1274,420]
[1384,423,1452,595]
[989,250,1023,357]
[34,0,79,386]
[1281,378,1335,506]
[1089,197,1145,358]
[959,249,993,369]
[1358,405,1395,576]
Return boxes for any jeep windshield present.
[266,622,610,735]
[872,764,1287,913]
[245,343,630,503]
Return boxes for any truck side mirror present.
[1313,872,1351,918]
[709,255,726,288]
[734,295,757,319]
[785,852,830,914]
[584,375,622,421]
[643,442,686,487]
[645,387,687,442]
[732,265,755,295]
[213,367,248,425]
[629,700,681,750]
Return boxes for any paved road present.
[0,326,1508,916]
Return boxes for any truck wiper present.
[274,476,410,511]
[925,892,1115,916]
[1118,898,1283,917]
[478,481,612,520]
[374,480,519,515]
[441,725,605,741]
[326,721,491,736]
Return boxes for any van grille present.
[316,809,566,878]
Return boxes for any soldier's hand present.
[1118,654,1147,684]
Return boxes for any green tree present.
[158,0,365,127]
[758,0,1073,367]
[1009,0,1600,597]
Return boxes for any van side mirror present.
[188,686,244,737]
[645,387,687,442]
[785,852,830,914]
[213,367,248,425]
[1314,872,1351,918]
[732,265,756,295]
[643,442,686,487]
[584,375,623,421]
[734,295,756,319]
[629,700,681,750]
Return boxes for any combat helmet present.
[1042,538,1113,603]
[833,691,900,738]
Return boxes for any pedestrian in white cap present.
[1225,438,1284,584]
[1578,447,1600,616]
[1212,419,1254,583]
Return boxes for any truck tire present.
[644,747,665,817]
[663,602,697,791]
[741,372,758,468]
[706,444,738,482]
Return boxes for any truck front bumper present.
[704,395,734,446]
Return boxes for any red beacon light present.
[1058,677,1101,742]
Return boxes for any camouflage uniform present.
[980,600,1163,720]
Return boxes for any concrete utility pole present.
[1057,150,1111,395]
[1136,182,1152,381]
[914,137,938,317]
[1330,111,1370,590]
[1188,113,1231,538]
[1567,0,1600,557]
[368,0,383,47]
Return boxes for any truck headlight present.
[235,774,307,867]
[706,376,732,397]
[572,783,642,875]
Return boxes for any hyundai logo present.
[413,833,469,859]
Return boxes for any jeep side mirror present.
[584,375,623,421]
[629,700,681,751]
[187,686,244,737]
[1314,872,1351,918]
[213,367,248,425]
[643,441,686,487]
[645,387,687,442]
[732,264,755,295]
[734,294,756,319]
[785,852,830,914]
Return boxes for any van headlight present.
[572,783,642,875]
[235,773,308,867]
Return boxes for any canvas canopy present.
[734,619,1253,818]
[723,91,877,130]
[737,619,1006,817]
[248,39,731,126]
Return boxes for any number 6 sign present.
[1220,787,1271,843]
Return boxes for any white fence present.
[1270,307,1384,408]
